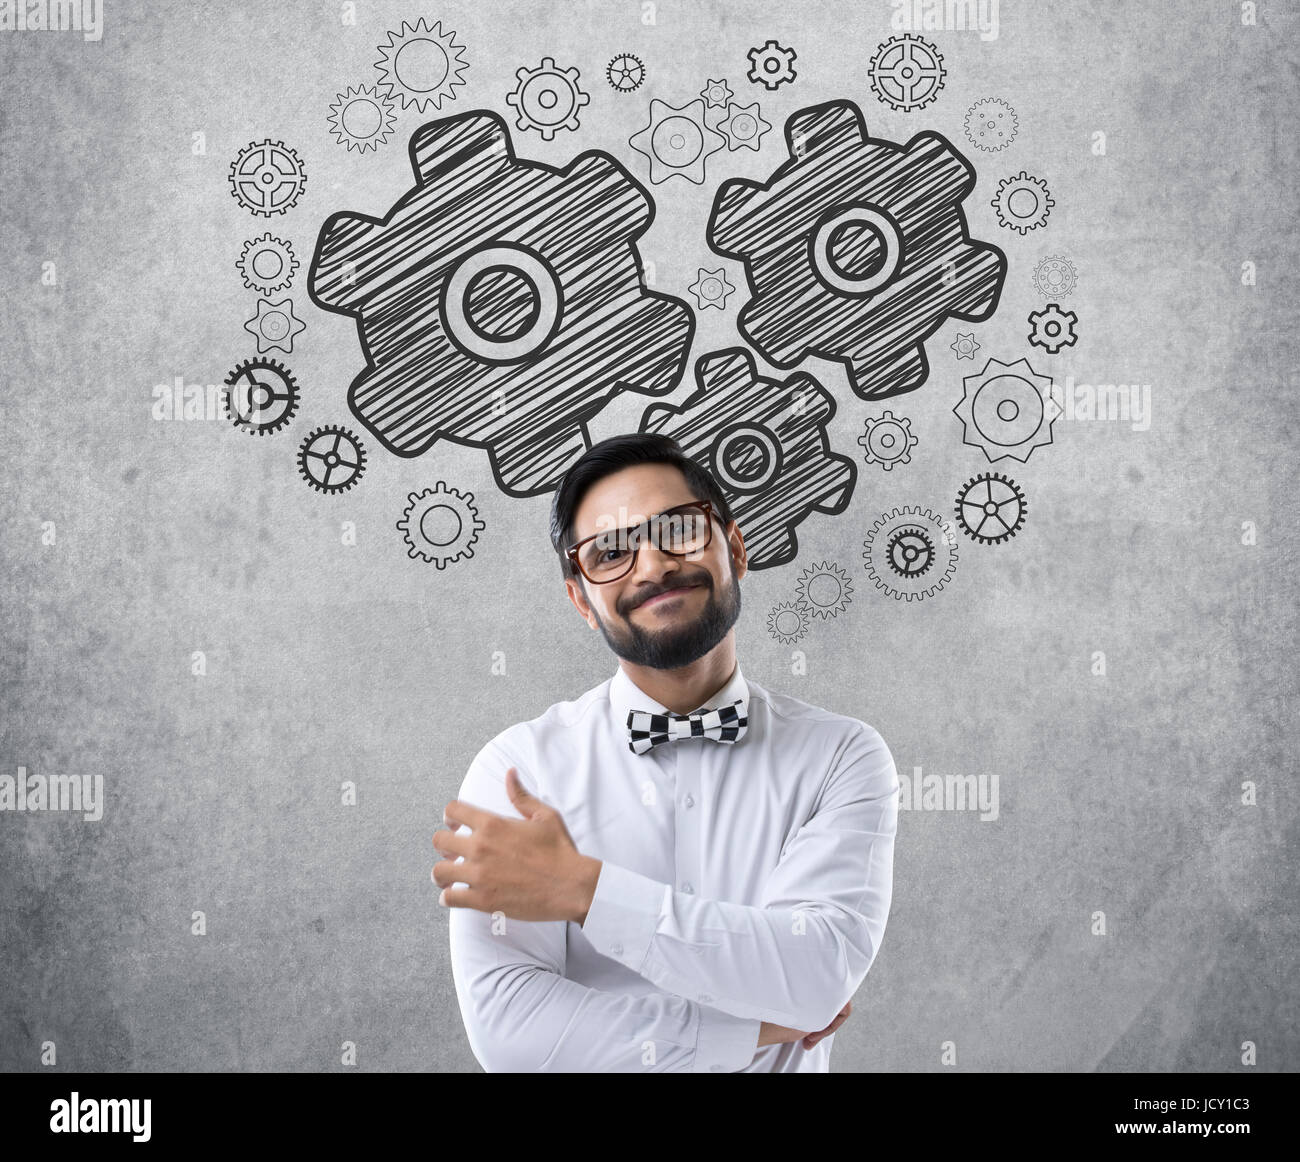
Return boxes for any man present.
[434,432,899,1072]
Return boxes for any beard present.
[590,559,742,670]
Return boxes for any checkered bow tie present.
[626,697,749,755]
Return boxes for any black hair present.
[549,433,735,583]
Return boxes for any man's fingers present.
[431,858,471,889]
[802,1002,853,1049]
[431,829,470,858]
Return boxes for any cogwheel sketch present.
[243,297,305,354]
[223,358,299,436]
[794,561,854,619]
[950,332,981,360]
[747,40,797,89]
[709,100,1006,401]
[954,472,1027,545]
[308,109,695,497]
[607,53,645,93]
[953,356,1060,463]
[297,425,367,494]
[1028,302,1078,353]
[869,34,945,112]
[689,268,735,310]
[629,98,727,185]
[718,101,771,151]
[507,57,590,140]
[396,482,486,567]
[639,347,855,570]
[992,171,1053,233]
[767,600,811,645]
[863,505,958,601]
[964,97,1018,152]
[858,410,917,471]
[327,84,398,153]
[238,234,298,294]
[375,19,468,111]
[1032,255,1078,297]
[228,140,307,217]
[700,78,734,108]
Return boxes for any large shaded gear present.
[794,561,854,618]
[863,506,958,601]
[507,57,590,141]
[396,482,486,567]
[228,140,307,218]
[869,34,945,112]
[308,110,695,497]
[747,40,797,90]
[708,100,1006,401]
[639,347,856,570]
[953,356,1060,463]
[955,472,1026,545]
[1028,302,1078,353]
[858,410,916,470]
[375,19,468,112]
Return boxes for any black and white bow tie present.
[626,698,749,755]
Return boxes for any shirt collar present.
[609,660,749,726]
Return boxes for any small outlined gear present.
[992,171,1053,234]
[228,140,307,218]
[629,98,726,184]
[327,84,398,153]
[607,53,645,93]
[863,506,958,602]
[396,482,485,568]
[767,600,810,645]
[1028,303,1078,354]
[858,410,917,470]
[955,472,1026,545]
[507,57,590,141]
[953,356,1060,463]
[747,40,797,90]
[297,425,367,493]
[223,358,299,435]
[869,34,945,112]
[719,101,771,151]
[375,19,468,111]
[700,78,734,108]
[794,561,854,619]
[238,234,298,294]
[1032,255,1078,298]
[243,297,306,354]
[964,98,1018,152]
[689,268,735,310]
[950,332,981,360]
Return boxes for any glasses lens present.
[580,524,638,581]
[655,504,710,555]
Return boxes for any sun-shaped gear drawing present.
[629,98,726,184]
[297,425,367,493]
[228,140,307,218]
[955,472,1027,545]
[396,482,486,568]
[689,267,735,310]
[718,101,771,151]
[992,171,1053,234]
[243,297,306,354]
[964,98,1018,152]
[700,78,734,108]
[1032,256,1078,298]
[507,57,590,140]
[223,358,299,436]
[375,19,468,112]
[327,84,398,153]
[607,53,644,92]
[767,600,810,645]
[953,356,1060,463]
[950,332,981,360]
[747,40,797,90]
[238,234,298,294]
[869,34,945,112]
[858,410,917,470]
[794,561,854,619]
[1028,302,1078,354]
[863,506,957,601]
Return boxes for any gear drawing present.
[238,234,298,294]
[327,84,398,153]
[1032,255,1078,298]
[858,410,916,470]
[297,425,367,493]
[397,482,486,567]
[964,98,1018,152]
[223,358,299,435]
[629,98,727,185]
[747,40,797,90]
[1028,302,1078,354]
[719,101,771,151]
[640,348,856,570]
[950,332,980,360]
[992,171,1053,234]
[708,100,1006,401]
[767,600,810,645]
[607,53,645,93]
[700,78,734,108]
[308,109,695,496]
[955,472,1026,545]
[243,297,306,354]
[375,19,468,111]
[507,57,590,141]
[869,34,945,112]
[228,140,307,218]
[863,506,957,601]
[953,356,1060,463]
[794,561,854,619]
[689,268,735,310]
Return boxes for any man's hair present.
[549,433,735,583]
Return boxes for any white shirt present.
[447,659,899,1072]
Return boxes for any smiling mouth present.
[637,583,702,609]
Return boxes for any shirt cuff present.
[693,1005,763,1073]
[580,860,665,974]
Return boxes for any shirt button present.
[710,1063,723,1072]
[684,794,694,808]
[610,942,623,956]
[681,882,693,894]
[699,993,714,1003]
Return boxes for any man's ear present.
[727,520,748,582]
[565,576,598,629]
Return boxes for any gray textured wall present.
[1,0,1296,1072]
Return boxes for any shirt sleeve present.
[446,734,762,1072]
[580,720,899,1033]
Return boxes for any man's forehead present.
[573,484,697,536]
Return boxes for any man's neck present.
[619,642,738,715]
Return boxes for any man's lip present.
[637,583,701,609]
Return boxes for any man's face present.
[564,464,747,670]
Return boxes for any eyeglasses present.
[565,500,720,584]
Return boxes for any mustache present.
[626,576,710,611]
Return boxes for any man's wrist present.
[570,854,602,925]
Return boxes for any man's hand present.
[433,767,603,923]
[757,1001,852,1051]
